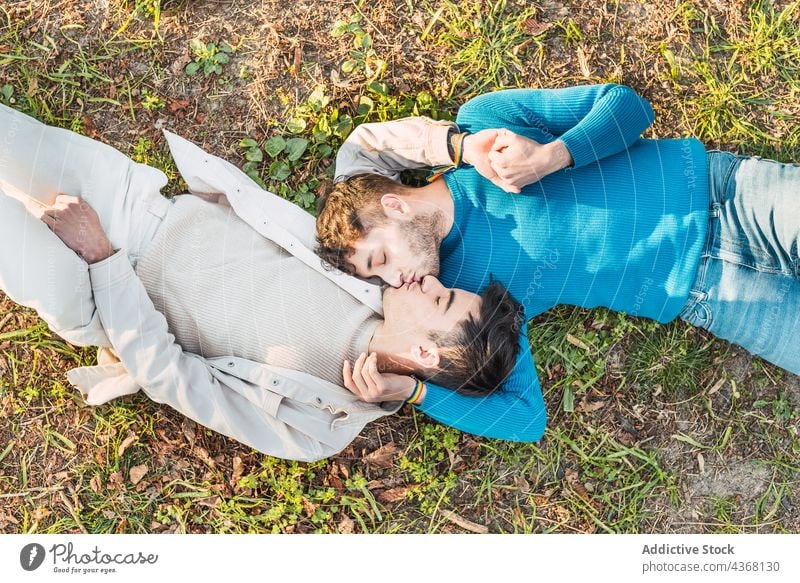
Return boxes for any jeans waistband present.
[706,150,743,208]
[684,151,738,307]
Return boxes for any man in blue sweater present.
[315,84,799,441]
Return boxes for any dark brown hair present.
[422,280,523,396]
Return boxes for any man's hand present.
[41,194,114,264]
[486,129,573,192]
[461,129,516,191]
[343,352,420,404]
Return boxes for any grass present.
[0,0,799,534]
[419,0,546,98]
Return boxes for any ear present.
[380,193,411,220]
[410,343,440,370]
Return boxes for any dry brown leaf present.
[193,446,216,468]
[81,115,99,139]
[107,471,124,491]
[168,98,191,119]
[377,486,411,503]
[0,511,19,525]
[33,507,51,521]
[129,464,148,486]
[565,468,603,511]
[170,50,191,76]
[364,442,398,469]
[231,456,244,485]
[513,476,531,493]
[90,474,103,495]
[338,514,355,534]
[197,496,221,509]
[522,18,553,37]
[117,431,137,457]
[301,498,318,517]
[577,398,607,413]
[26,76,38,97]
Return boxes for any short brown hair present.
[315,174,407,274]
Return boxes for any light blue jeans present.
[678,151,800,375]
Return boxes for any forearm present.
[456,84,655,168]
[334,117,457,181]
[556,84,655,167]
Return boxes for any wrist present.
[450,132,468,167]
[84,242,114,264]
[547,140,573,172]
[462,133,477,166]
[404,379,426,406]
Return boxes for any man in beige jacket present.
[0,103,522,461]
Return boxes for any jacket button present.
[227,361,235,367]
[315,397,322,404]
[271,379,279,386]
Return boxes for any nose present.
[420,275,442,293]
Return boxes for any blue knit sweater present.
[416,85,710,441]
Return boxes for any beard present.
[402,211,442,277]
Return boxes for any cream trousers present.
[0,103,171,347]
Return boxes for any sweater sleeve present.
[416,325,546,441]
[334,117,456,182]
[455,84,655,169]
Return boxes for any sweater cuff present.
[413,381,450,414]
[88,249,134,291]
[557,131,594,169]
[425,120,458,167]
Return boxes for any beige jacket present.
[67,131,399,462]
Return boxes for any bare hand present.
[461,129,517,191]
[487,129,573,192]
[342,352,417,403]
[41,194,114,263]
